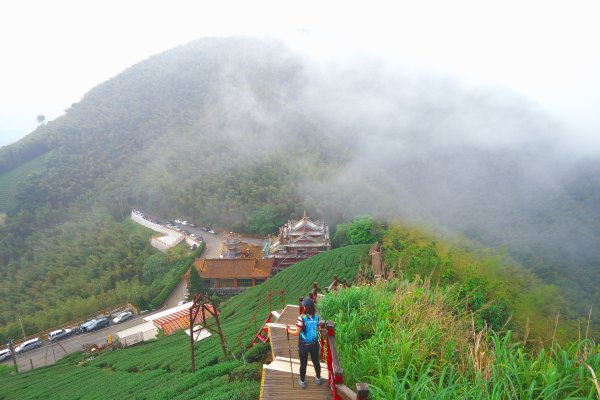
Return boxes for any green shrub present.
[229,363,261,382]
[244,342,270,363]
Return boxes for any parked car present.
[14,338,42,354]
[48,328,72,341]
[78,319,96,333]
[188,223,197,228]
[181,220,189,225]
[0,348,12,361]
[201,227,209,232]
[208,229,216,235]
[113,311,133,324]
[87,317,109,332]
[175,219,182,224]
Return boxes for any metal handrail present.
[236,290,285,352]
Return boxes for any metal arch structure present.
[189,293,228,373]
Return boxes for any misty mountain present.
[1,37,599,329]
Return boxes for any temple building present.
[221,232,243,258]
[264,211,331,270]
[191,258,274,296]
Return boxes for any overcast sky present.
[1,0,599,151]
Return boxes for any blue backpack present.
[300,314,320,343]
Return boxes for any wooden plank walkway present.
[260,305,330,399]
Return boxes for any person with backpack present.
[286,297,323,389]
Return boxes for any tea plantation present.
[0,244,370,399]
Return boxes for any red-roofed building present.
[265,211,331,270]
[190,258,274,296]
[151,304,217,335]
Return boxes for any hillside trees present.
[332,216,386,247]
[188,264,203,295]
[142,252,169,282]
[249,204,284,236]
[0,212,155,343]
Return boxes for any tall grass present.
[319,279,600,399]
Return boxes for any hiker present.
[286,298,323,389]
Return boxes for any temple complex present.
[264,211,331,270]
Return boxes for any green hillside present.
[3,241,598,399]
[0,152,48,212]
[0,245,370,399]
[0,36,599,352]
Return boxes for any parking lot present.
[1,314,145,372]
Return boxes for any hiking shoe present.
[316,377,323,386]
[299,380,307,389]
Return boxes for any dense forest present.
[0,37,599,339]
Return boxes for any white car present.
[113,311,133,324]
[14,338,42,354]
[48,328,72,341]
[0,348,11,361]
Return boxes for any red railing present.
[296,276,369,399]
[321,320,369,400]
[237,290,285,353]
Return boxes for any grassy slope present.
[319,281,600,399]
[0,245,370,399]
[0,152,48,212]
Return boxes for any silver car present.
[48,328,72,341]
[14,338,42,354]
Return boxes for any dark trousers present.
[298,341,321,382]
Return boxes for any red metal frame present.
[189,293,227,373]
[237,290,285,352]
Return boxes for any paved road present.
[2,314,145,372]
[162,222,224,308]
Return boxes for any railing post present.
[313,281,318,303]
[299,297,304,315]
[324,321,339,397]
[356,383,369,399]
[334,275,338,292]
[319,322,326,361]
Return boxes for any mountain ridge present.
[0,36,599,335]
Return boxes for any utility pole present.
[18,316,26,341]
[7,340,18,374]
